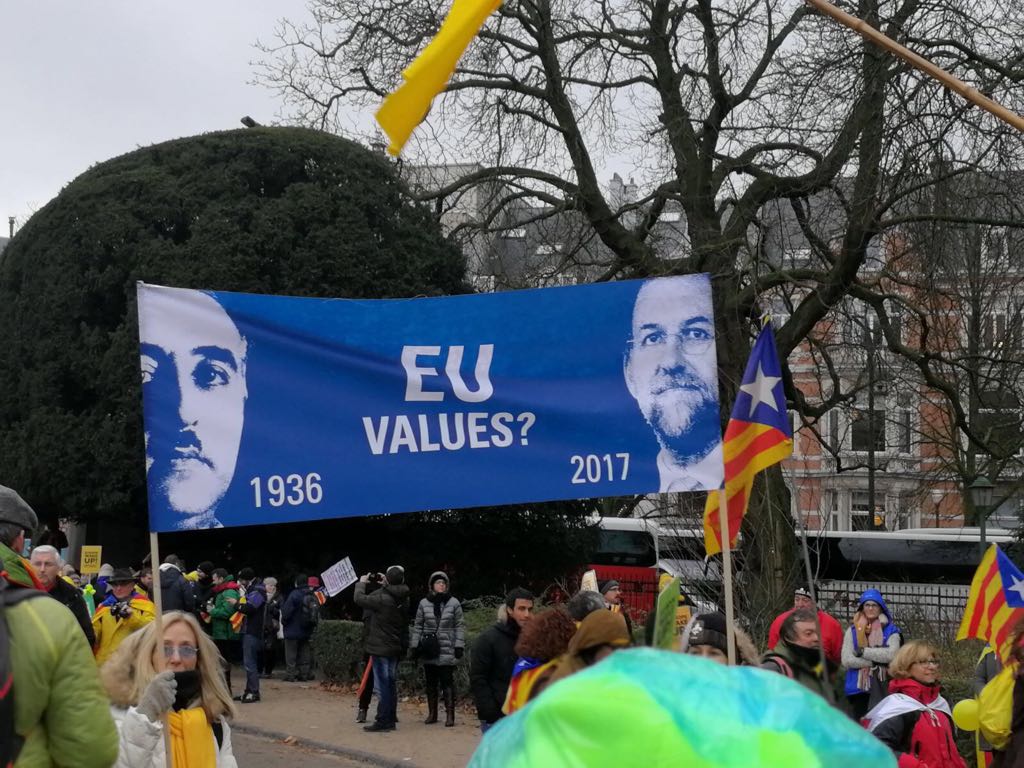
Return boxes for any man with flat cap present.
[0,484,117,767]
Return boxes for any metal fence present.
[815,580,970,638]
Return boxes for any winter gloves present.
[137,670,177,722]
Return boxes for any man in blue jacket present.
[236,566,267,703]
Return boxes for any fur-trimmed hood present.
[100,632,144,709]
[679,613,761,666]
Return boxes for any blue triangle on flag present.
[997,547,1024,608]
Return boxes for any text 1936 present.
[250,473,323,508]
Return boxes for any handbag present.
[419,632,441,660]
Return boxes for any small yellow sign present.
[80,546,102,575]
[675,605,693,636]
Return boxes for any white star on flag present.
[1009,574,1024,603]
[739,363,783,418]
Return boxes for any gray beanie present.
[0,485,38,533]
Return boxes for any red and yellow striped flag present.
[230,594,246,633]
[957,545,1024,661]
[376,0,503,156]
[704,324,792,556]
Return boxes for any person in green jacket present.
[0,484,118,768]
[206,567,241,692]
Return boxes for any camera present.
[368,572,384,583]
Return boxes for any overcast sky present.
[1,1,315,230]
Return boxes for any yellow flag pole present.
[805,0,1024,132]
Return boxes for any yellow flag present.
[376,0,502,156]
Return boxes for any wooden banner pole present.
[148,531,174,761]
[805,0,1024,132]
[717,493,738,666]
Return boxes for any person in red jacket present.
[864,640,966,768]
[767,585,843,667]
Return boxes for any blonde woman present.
[863,640,965,768]
[101,610,238,767]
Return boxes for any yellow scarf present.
[166,708,217,768]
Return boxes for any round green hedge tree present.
[0,127,466,526]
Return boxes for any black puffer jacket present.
[354,581,411,658]
[158,564,196,613]
[469,607,521,724]
[263,592,282,644]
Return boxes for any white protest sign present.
[580,569,599,593]
[321,556,358,597]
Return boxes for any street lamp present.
[969,474,995,558]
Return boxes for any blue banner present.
[137,276,724,531]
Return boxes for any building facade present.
[403,161,1024,533]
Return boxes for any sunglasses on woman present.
[163,644,199,660]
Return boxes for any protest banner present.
[579,569,599,593]
[137,276,723,532]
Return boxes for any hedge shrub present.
[311,601,501,699]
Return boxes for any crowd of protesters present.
[3,480,1021,767]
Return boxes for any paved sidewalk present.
[232,672,481,768]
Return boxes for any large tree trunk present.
[741,466,798,639]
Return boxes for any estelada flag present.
[704,323,792,556]
[376,0,502,156]
[230,594,246,633]
[957,544,1024,661]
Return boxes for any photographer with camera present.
[92,567,156,665]
[355,566,410,732]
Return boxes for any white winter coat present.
[110,705,238,768]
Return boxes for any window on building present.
[884,300,903,346]
[851,490,884,531]
[827,410,840,453]
[982,313,1008,351]
[975,411,1024,457]
[893,493,916,530]
[989,495,1020,530]
[977,386,1023,457]
[851,408,886,452]
[1008,228,1024,271]
[827,490,840,531]
[895,409,912,454]
[863,315,884,347]
[983,227,1007,268]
